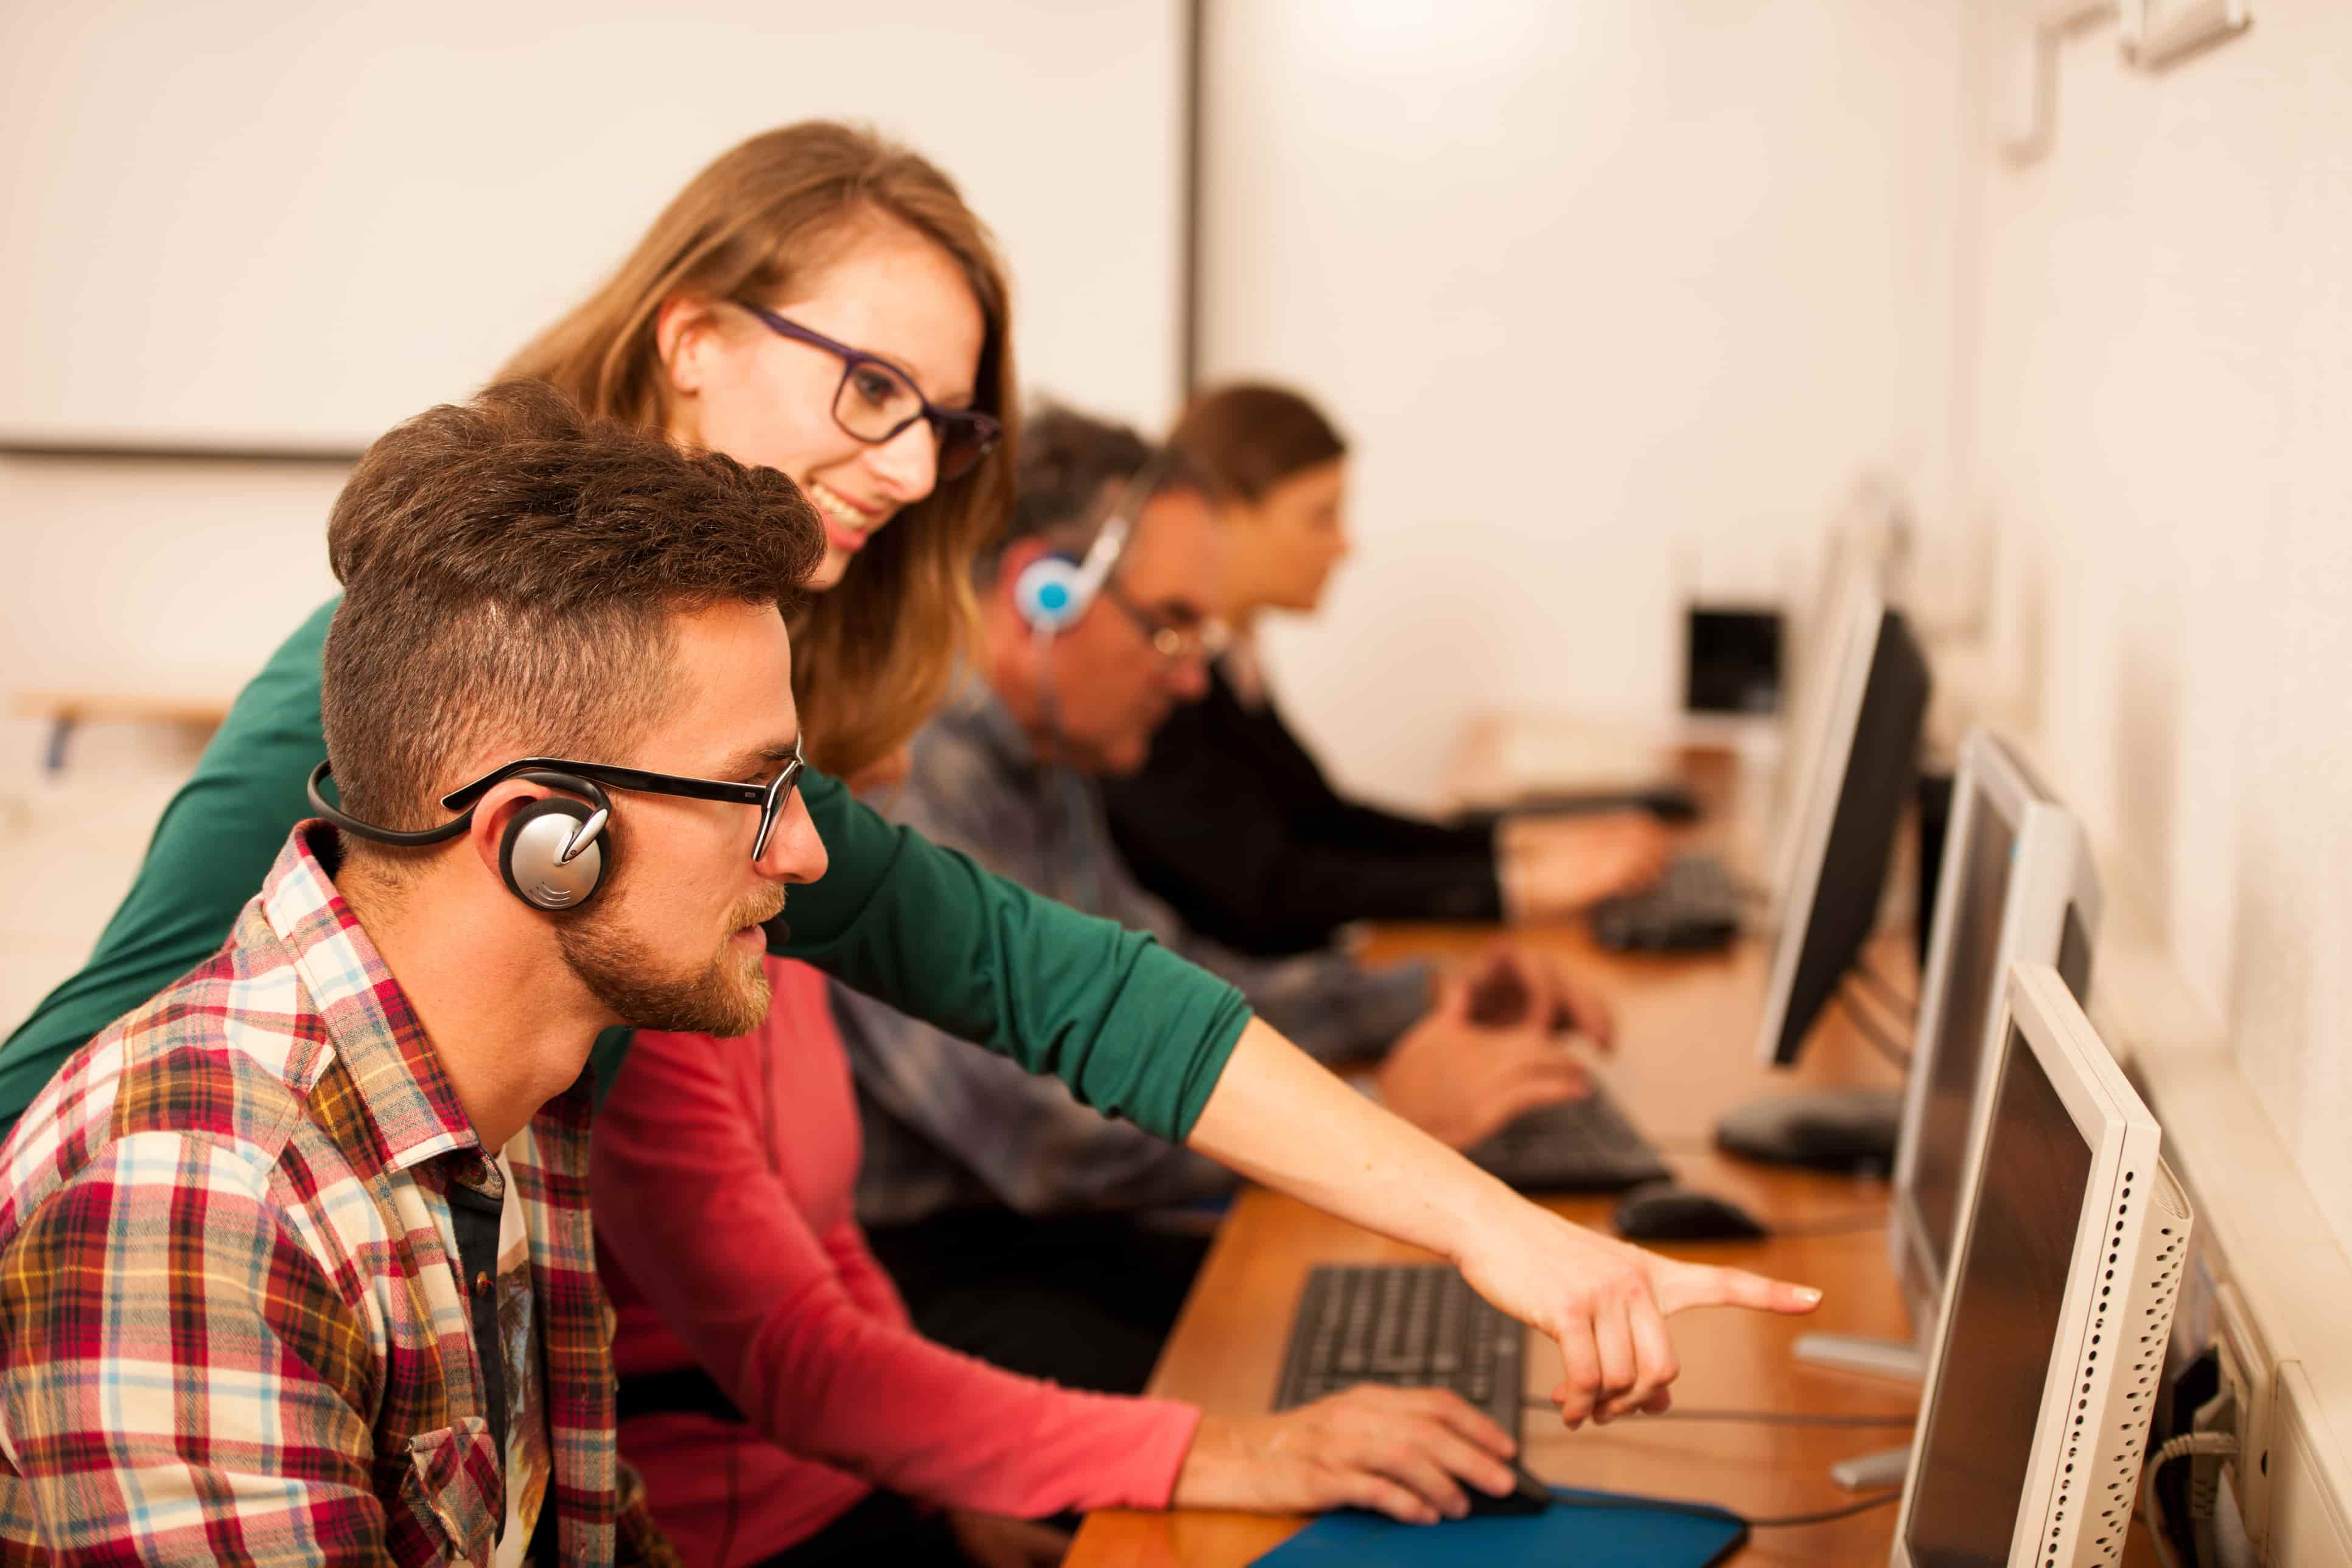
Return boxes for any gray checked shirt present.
[839,679,1432,1228]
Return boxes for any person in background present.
[1098,381,1674,961]
[0,383,831,1566]
[834,407,1619,1402]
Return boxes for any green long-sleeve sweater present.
[0,598,1251,1145]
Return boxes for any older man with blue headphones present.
[834,403,1620,1398]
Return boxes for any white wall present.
[1197,0,1972,809]
[1962,0,2352,1254]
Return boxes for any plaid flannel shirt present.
[842,684,1432,1227]
[0,824,674,1567]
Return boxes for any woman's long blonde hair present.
[500,121,1014,780]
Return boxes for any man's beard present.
[555,884,787,1038]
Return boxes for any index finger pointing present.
[1655,1262,1823,1317]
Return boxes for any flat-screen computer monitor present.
[1763,564,1873,907]
[1888,730,2103,1341]
[1892,963,2191,1568]
[1753,589,1932,1068]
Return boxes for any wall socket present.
[2213,1282,2277,1555]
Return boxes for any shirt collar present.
[260,821,481,1174]
[943,674,1051,789]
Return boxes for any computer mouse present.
[1713,1091,1900,1177]
[1612,1181,1768,1242]
[1462,1461,1553,1517]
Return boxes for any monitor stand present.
[1831,1443,1913,1491]
[1793,1332,1924,1381]
[1794,1332,1920,1491]
[1712,1086,1902,1176]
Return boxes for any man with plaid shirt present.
[0,383,831,1565]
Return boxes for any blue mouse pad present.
[1248,1485,1749,1567]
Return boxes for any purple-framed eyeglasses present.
[440,734,807,860]
[735,302,1002,481]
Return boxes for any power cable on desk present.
[1849,955,1917,1018]
[1524,1399,1914,1430]
[1835,984,1914,1069]
[1743,1491,1902,1528]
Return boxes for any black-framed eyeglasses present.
[1100,580,1230,665]
[735,302,1002,481]
[441,735,807,860]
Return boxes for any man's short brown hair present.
[321,379,824,838]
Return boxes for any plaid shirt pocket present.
[400,1418,500,1566]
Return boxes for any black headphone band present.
[306,761,611,848]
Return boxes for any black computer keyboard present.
[1590,852,1742,951]
[1463,1076,1674,1192]
[1273,1264,1524,1442]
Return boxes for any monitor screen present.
[1908,797,2018,1278]
[1902,1027,2094,1568]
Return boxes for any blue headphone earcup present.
[1014,554,1090,632]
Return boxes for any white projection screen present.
[0,2,1184,450]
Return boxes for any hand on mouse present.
[1374,973,1591,1150]
[1172,1385,1521,1524]
[1453,1202,1822,1429]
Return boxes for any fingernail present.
[1799,1286,1824,1305]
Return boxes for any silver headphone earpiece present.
[307,760,614,913]
[497,778,614,911]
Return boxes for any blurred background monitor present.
[1684,603,1784,716]
[1712,589,1930,1174]
[1889,729,2102,1342]
[1754,590,1931,1071]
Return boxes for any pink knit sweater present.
[592,958,1202,1566]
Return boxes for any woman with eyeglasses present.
[0,125,1821,1568]
[1100,382,1678,961]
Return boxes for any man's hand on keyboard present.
[1374,972,1592,1149]
[1500,811,1675,919]
[1465,946,1616,1049]
[1172,1385,1521,1525]
[1456,1205,1822,1429]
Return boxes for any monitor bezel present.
[1886,730,2105,1338]
[1762,579,1878,915]
[1891,962,2172,1568]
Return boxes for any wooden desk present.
[1066,923,2160,1566]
